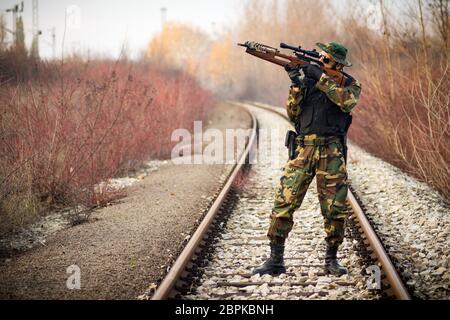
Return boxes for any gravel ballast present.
[182,104,381,300]
[249,102,449,299]
[183,103,448,300]
[347,144,450,299]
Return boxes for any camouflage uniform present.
[268,73,362,247]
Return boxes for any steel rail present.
[151,101,411,300]
[244,101,411,300]
[347,190,411,299]
[151,106,257,300]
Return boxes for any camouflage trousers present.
[268,134,349,247]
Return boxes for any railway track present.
[151,102,411,300]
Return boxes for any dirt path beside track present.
[0,102,252,299]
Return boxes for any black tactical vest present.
[295,77,353,137]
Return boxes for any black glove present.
[284,63,303,87]
[301,64,324,83]
[284,63,300,79]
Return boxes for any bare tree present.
[427,0,450,59]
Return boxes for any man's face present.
[319,50,337,69]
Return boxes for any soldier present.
[254,42,361,276]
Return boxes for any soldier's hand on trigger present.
[301,64,324,83]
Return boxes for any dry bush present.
[344,0,449,200]
[0,47,40,84]
[0,59,213,233]
[145,22,212,86]
[143,0,338,104]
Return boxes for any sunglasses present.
[320,54,332,64]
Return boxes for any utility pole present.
[5,1,23,41]
[31,0,42,58]
[0,15,6,48]
[50,27,56,58]
[160,7,167,29]
[32,0,38,37]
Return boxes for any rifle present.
[238,41,350,87]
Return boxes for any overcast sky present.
[1,0,406,60]
[1,0,243,59]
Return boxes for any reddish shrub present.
[0,59,214,231]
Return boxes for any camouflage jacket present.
[286,73,362,123]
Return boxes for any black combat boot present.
[253,242,286,275]
[324,245,348,276]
